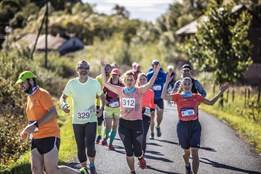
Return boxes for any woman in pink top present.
[161,73,229,174]
[100,59,160,174]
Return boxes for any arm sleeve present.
[195,80,207,97]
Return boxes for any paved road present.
[69,103,261,174]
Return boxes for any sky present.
[82,0,182,22]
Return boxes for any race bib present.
[109,101,120,108]
[181,108,195,117]
[153,85,161,91]
[143,107,151,117]
[122,98,135,108]
[77,108,95,120]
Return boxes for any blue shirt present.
[147,68,166,100]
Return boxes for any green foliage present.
[186,4,253,84]
[0,48,67,171]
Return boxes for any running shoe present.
[80,167,89,174]
[185,163,192,174]
[149,133,154,140]
[156,127,161,137]
[138,157,146,169]
[131,171,136,174]
[108,144,115,150]
[101,138,108,146]
[96,135,101,144]
[89,166,97,174]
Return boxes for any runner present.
[16,71,88,174]
[172,64,206,97]
[161,73,229,174]
[100,58,160,174]
[137,73,155,154]
[60,60,105,174]
[146,60,166,139]
[95,64,112,144]
[101,68,124,150]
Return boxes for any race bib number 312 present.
[122,98,135,108]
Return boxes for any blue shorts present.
[177,120,201,149]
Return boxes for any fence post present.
[226,88,229,102]
[257,86,261,113]
[232,89,235,102]
[245,88,247,108]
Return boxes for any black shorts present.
[31,137,60,155]
[96,106,104,125]
[154,98,164,109]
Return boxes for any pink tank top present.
[119,87,143,120]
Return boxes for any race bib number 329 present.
[122,98,135,108]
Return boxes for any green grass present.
[200,89,261,155]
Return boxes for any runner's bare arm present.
[20,106,58,138]
[161,71,173,100]
[140,64,160,94]
[202,84,230,105]
[97,93,105,117]
[100,58,120,94]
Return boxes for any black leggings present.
[73,122,97,163]
[142,115,151,154]
[118,118,143,157]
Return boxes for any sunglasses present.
[183,82,191,86]
[78,67,89,70]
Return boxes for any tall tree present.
[112,4,129,18]
[187,3,253,84]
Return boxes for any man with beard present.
[17,71,88,174]
[60,60,105,174]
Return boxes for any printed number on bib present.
[109,101,119,108]
[152,85,161,91]
[143,107,151,117]
[122,98,135,108]
[181,108,195,117]
[77,109,94,120]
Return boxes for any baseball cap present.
[15,71,37,84]
[111,68,121,75]
[182,64,191,70]
[77,61,90,69]
[152,60,159,65]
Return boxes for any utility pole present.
[45,0,48,69]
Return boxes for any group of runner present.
[16,58,229,174]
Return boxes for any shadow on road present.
[200,157,260,174]
[146,165,179,174]
[200,146,217,152]
[155,139,179,146]
[147,142,162,147]
[146,150,164,156]
[145,153,173,162]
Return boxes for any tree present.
[112,4,129,18]
[187,3,253,84]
